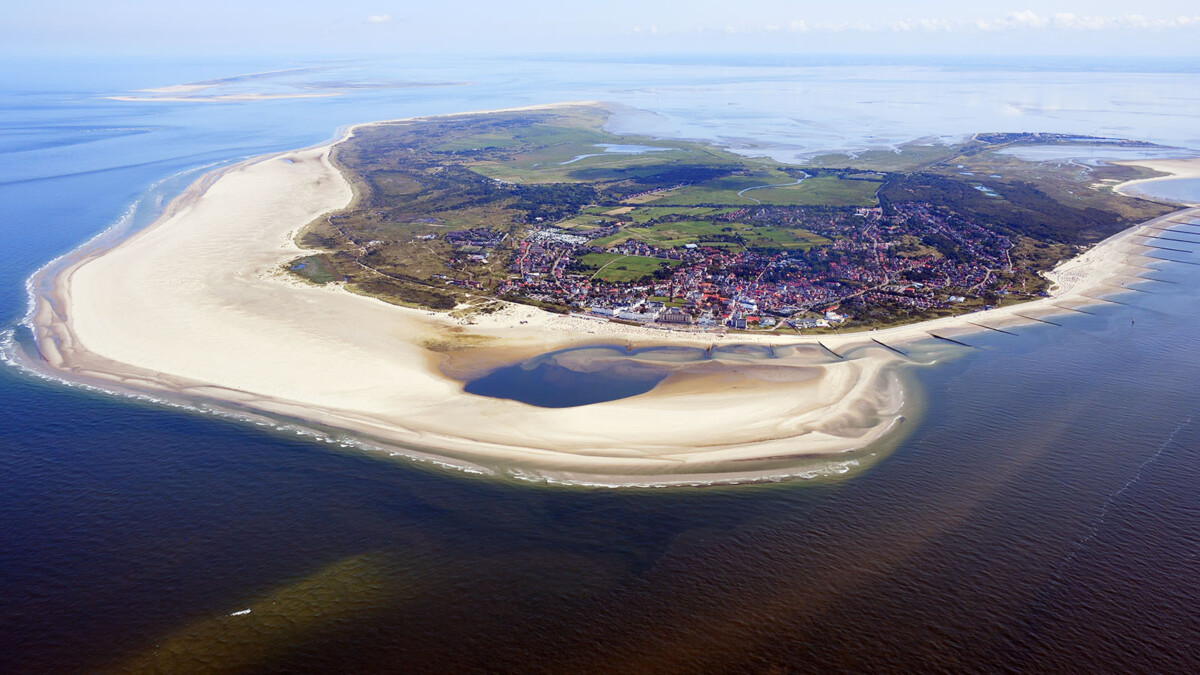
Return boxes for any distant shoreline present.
[107,93,343,103]
[21,103,1200,486]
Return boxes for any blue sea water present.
[2,55,1200,672]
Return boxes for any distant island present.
[26,102,1198,486]
[294,104,1174,332]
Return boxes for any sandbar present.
[24,107,1200,486]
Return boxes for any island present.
[26,102,1200,486]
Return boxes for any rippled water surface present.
[2,55,1200,672]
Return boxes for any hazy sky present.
[7,1,1200,57]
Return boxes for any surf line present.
[1053,414,1194,577]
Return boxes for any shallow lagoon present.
[460,342,837,408]
[997,144,1200,163]
[463,345,671,407]
[558,142,673,164]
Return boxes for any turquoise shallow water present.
[2,56,1200,672]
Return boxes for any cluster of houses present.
[456,199,1026,331]
[529,227,591,247]
[590,303,695,325]
[444,227,507,248]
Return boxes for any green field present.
[433,123,606,152]
[553,218,610,231]
[591,220,828,251]
[624,206,741,222]
[576,253,681,283]
[288,255,341,284]
[642,171,791,205]
[647,172,881,207]
[755,174,882,206]
[591,220,726,247]
[463,127,741,185]
[741,226,831,249]
[648,295,688,307]
[574,205,744,224]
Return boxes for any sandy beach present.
[25,111,1200,486]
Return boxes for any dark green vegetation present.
[293,105,1178,320]
[819,132,1175,244]
[296,106,748,308]
[646,170,882,207]
[591,220,829,251]
[287,255,340,285]
[573,253,682,283]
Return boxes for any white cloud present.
[1009,10,1049,29]
[988,11,1200,32]
[891,18,954,32]
[780,11,1200,35]
[629,11,1200,39]
[366,15,393,24]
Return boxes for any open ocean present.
[2,55,1199,672]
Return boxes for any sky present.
[6,0,1200,58]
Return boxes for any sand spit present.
[1112,157,1200,205]
[25,107,1200,486]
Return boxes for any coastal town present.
[292,109,1173,333]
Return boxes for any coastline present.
[107,93,344,103]
[1112,158,1200,205]
[21,106,1200,486]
